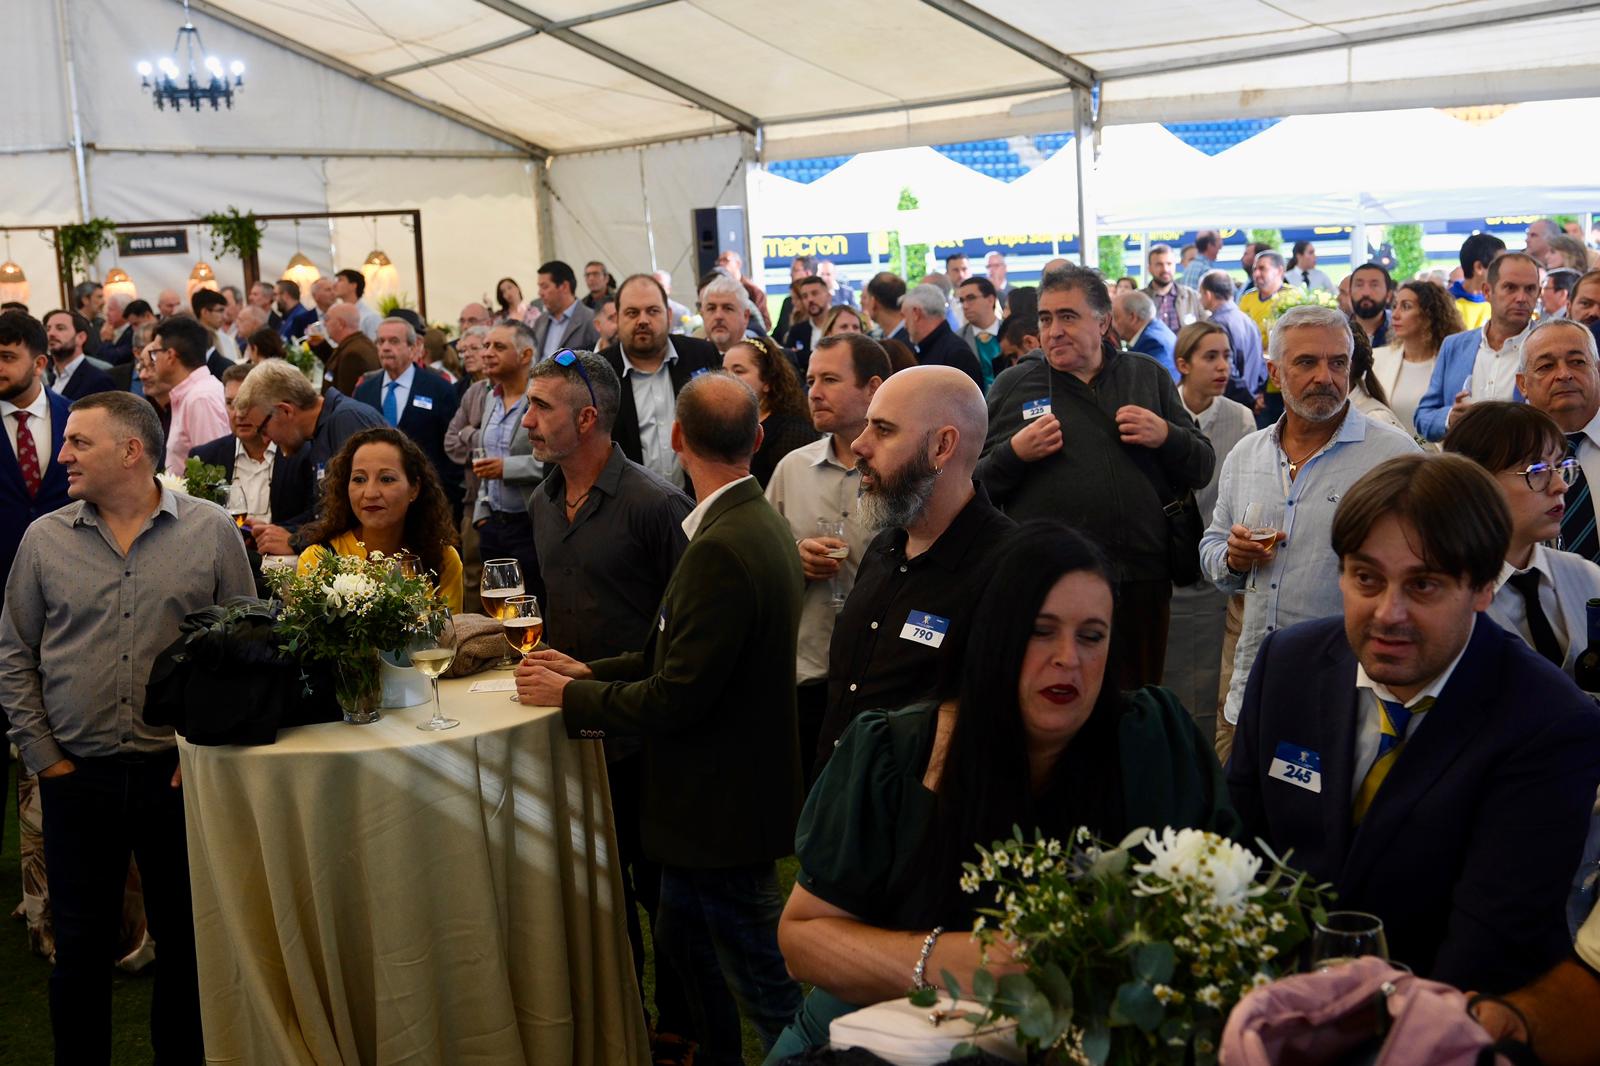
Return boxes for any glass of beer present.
[817,517,849,610]
[479,558,524,667]
[502,595,543,703]
[226,482,249,531]
[412,607,459,732]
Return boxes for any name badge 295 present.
[1269,741,1322,794]
[900,611,949,649]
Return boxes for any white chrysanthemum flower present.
[1196,985,1223,1008]
[994,849,1011,868]
[156,472,188,496]
[1260,944,1279,961]
[1251,972,1272,989]
[1269,913,1289,933]
[1152,984,1177,1004]
[960,871,980,894]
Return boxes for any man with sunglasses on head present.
[521,348,697,1059]
[1518,317,1600,564]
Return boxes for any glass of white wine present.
[1240,501,1282,594]
[412,607,459,732]
[479,558,524,667]
[1311,911,1389,971]
[817,517,849,611]
[502,595,543,703]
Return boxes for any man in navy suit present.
[0,310,74,855]
[273,280,318,341]
[1113,289,1179,381]
[43,309,115,401]
[1228,453,1600,994]
[354,317,462,508]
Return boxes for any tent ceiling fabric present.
[197,0,1600,158]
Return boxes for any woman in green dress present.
[767,521,1240,1061]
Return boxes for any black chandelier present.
[137,0,245,112]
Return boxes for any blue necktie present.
[1563,434,1597,561]
[1353,696,1434,823]
[383,381,399,426]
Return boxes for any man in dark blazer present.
[1228,453,1600,994]
[530,260,601,357]
[0,310,74,855]
[189,365,313,528]
[1115,290,1179,381]
[597,274,720,491]
[44,309,116,400]
[274,281,318,341]
[516,372,804,1065]
[901,282,984,390]
[354,317,462,508]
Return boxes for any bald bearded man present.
[814,365,1016,771]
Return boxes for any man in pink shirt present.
[153,316,231,476]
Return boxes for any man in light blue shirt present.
[623,343,679,484]
[1200,304,1421,760]
[1180,230,1222,290]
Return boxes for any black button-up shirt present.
[533,442,693,665]
[817,481,1014,770]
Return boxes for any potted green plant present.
[57,218,118,284]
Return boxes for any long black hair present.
[917,520,1126,926]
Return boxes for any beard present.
[857,441,939,531]
[1284,386,1347,423]
[0,370,38,402]
[1352,295,1384,318]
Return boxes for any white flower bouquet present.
[918,827,1332,1065]
[265,550,443,721]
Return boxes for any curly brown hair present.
[303,427,459,582]
[729,337,810,421]
[1398,279,1464,357]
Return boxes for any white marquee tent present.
[6,0,1600,311]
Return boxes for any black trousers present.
[39,749,202,1065]
[1112,578,1173,692]
[476,509,544,605]
[796,681,827,789]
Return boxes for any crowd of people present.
[7,217,1600,1065]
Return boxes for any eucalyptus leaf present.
[951,1042,980,1059]
[972,967,997,1006]
[1113,981,1164,1033]
[1133,942,1176,985]
[1033,961,1073,1014]
[941,969,963,1003]
[1083,1022,1111,1065]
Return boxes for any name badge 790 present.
[900,611,949,649]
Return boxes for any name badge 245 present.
[1269,741,1322,794]
[900,611,950,649]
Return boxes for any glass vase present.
[333,650,383,725]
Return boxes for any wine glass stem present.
[431,678,442,725]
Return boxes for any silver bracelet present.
[912,926,944,990]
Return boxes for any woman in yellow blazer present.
[296,426,464,609]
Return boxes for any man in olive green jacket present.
[517,372,805,1065]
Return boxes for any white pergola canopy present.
[191,0,1600,159]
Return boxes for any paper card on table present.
[469,678,517,693]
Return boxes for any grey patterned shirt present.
[0,486,255,772]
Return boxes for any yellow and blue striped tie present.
[1352,696,1434,825]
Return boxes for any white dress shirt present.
[51,354,86,396]
[1352,630,1470,789]
[681,475,751,540]
[622,345,681,483]
[1571,406,1600,502]
[379,363,417,422]
[1466,319,1535,403]
[233,438,277,525]
[1491,545,1568,661]
[2,388,51,470]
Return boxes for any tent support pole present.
[1351,217,1367,274]
[639,152,658,272]
[1073,87,1098,269]
[536,160,557,262]
[54,0,91,228]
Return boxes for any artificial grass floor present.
[0,758,800,1065]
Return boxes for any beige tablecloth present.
[179,679,649,1066]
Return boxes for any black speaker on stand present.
[693,206,748,281]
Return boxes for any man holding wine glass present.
[514,372,806,1066]
[1200,305,1420,762]
[1228,454,1600,994]
[520,348,697,1051]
